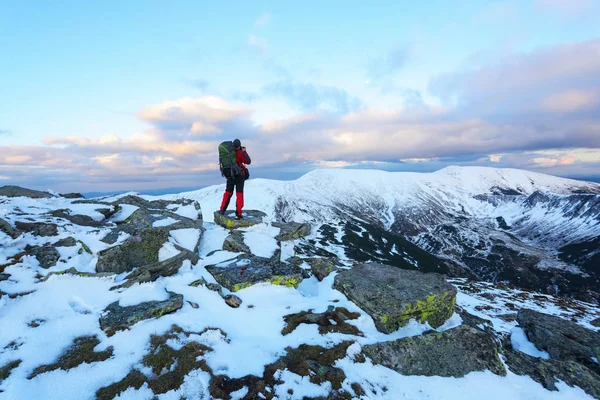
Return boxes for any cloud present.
[367,45,410,80]
[429,37,600,117]
[190,79,209,91]
[263,80,364,113]
[541,89,598,113]
[0,129,11,135]
[248,35,268,57]
[254,13,271,28]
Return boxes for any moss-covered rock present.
[222,230,251,254]
[15,221,58,237]
[25,244,60,268]
[206,255,303,292]
[334,262,457,333]
[307,257,341,281]
[273,221,311,241]
[99,292,183,336]
[28,336,113,379]
[213,210,266,229]
[0,185,52,198]
[52,236,77,247]
[363,325,506,377]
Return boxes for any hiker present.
[218,139,251,219]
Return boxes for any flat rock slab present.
[213,210,266,229]
[363,325,506,377]
[99,292,183,336]
[206,255,303,292]
[334,262,457,333]
[15,221,58,237]
[517,308,600,368]
[0,185,53,198]
[273,221,311,241]
[25,245,60,268]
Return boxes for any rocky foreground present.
[0,185,599,399]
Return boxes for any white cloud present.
[541,89,598,113]
[254,13,271,28]
[248,35,268,57]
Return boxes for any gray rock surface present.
[0,218,20,239]
[111,247,200,289]
[53,237,77,247]
[517,309,600,369]
[0,273,9,281]
[222,231,251,254]
[0,185,52,198]
[363,325,506,377]
[307,257,340,281]
[224,294,242,308]
[213,210,266,229]
[206,255,304,292]
[99,292,183,336]
[504,346,600,398]
[15,221,58,237]
[591,317,600,328]
[334,262,457,333]
[273,221,311,241]
[50,209,106,227]
[26,245,60,268]
[60,193,85,199]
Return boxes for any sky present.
[1,0,600,193]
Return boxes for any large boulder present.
[97,229,169,274]
[334,262,457,333]
[14,221,58,237]
[206,255,304,292]
[0,185,52,198]
[213,210,266,229]
[99,292,183,336]
[0,218,20,239]
[273,221,311,241]
[504,347,600,398]
[517,309,600,369]
[50,209,107,228]
[307,257,341,281]
[363,325,506,377]
[222,231,251,254]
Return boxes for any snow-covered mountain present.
[169,166,600,302]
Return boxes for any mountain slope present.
[168,166,600,301]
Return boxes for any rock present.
[307,257,340,281]
[224,294,242,308]
[96,229,169,274]
[517,309,600,369]
[455,306,493,333]
[50,209,105,227]
[25,245,60,268]
[28,336,113,379]
[99,292,183,336]
[504,347,600,398]
[213,210,266,229]
[0,273,9,281]
[273,221,311,241]
[282,307,362,336]
[363,325,506,377]
[189,278,208,287]
[0,360,21,384]
[14,221,58,237]
[60,192,85,199]
[206,283,224,296]
[111,248,200,289]
[222,231,251,254]
[42,267,115,282]
[0,218,20,239]
[53,237,77,247]
[0,185,52,198]
[334,262,457,333]
[591,317,600,328]
[206,255,304,292]
[188,301,199,309]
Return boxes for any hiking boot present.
[235,214,243,220]
[218,209,225,215]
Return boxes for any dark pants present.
[225,175,245,194]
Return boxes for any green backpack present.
[218,141,240,177]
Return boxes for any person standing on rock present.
[218,139,251,219]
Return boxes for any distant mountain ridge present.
[166,166,600,302]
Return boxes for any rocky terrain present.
[1,168,599,399]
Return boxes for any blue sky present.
[1,0,600,192]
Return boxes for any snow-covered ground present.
[1,167,599,399]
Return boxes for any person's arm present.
[240,148,251,165]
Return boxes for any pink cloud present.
[541,89,598,113]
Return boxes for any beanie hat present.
[233,139,241,148]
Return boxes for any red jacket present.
[236,149,251,171]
